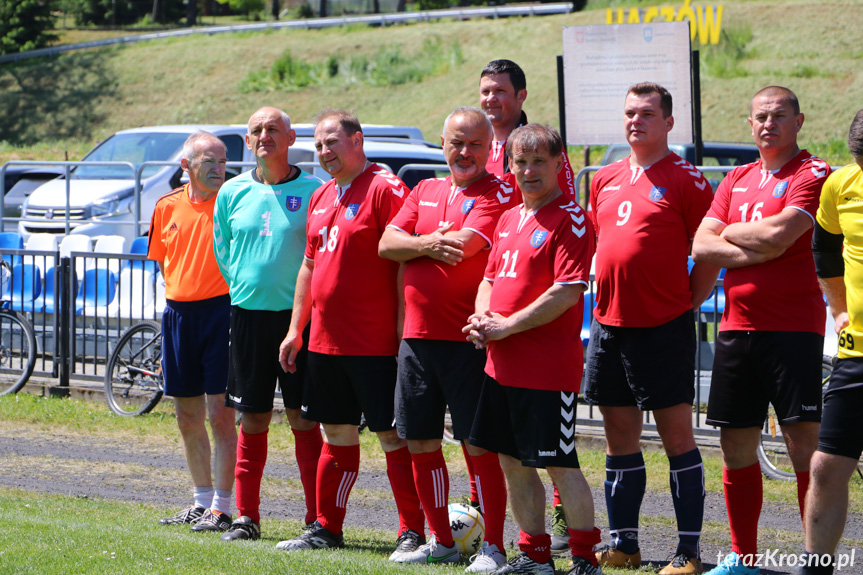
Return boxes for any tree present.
[0,0,58,56]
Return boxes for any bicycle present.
[757,355,843,480]
[104,320,163,416]
[0,260,37,396]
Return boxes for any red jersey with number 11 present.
[304,163,408,356]
[483,196,595,392]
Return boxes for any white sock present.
[193,486,214,510]
[211,489,232,516]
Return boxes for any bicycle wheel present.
[757,356,833,481]
[0,310,37,396]
[104,320,164,416]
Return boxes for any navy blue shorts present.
[302,352,397,432]
[583,310,696,410]
[161,295,230,398]
[395,339,486,441]
[468,376,581,469]
[226,307,307,413]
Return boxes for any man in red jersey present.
[584,83,717,575]
[692,86,830,575]
[150,131,236,532]
[378,107,514,571]
[277,109,423,557]
[479,59,577,201]
[479,59,577,550]
[464,124,601,575]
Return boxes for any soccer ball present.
[448,503,485,556]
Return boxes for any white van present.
[18,124,441,242]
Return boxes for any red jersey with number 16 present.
[389,173,517,341]
[483,196,595,392]
[304,163,409,356]
[704,150,829,334]
[589,152,713,327]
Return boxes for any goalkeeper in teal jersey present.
[212,106,324,543]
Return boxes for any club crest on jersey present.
[345,203,360,220]
[461,198,476,215]
[286,196,302,212]
[648,186,667,201]
[773,181,788,198]
[530,230,548,248]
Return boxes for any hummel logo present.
[498,231,510,238]
[312,208,327,215]
[732,187,748,193]
[169,223,178,232]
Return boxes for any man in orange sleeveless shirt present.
[149,131,237,532]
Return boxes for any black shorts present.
[162,295,231,398]
[226,307,307,413]
[706,331,823,428]
[582,310,696,410]
[468,376,581,469]
[818,356,863,459]
[302,352,397,432]
[395,339,487,441]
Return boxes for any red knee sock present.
[412,449,451,545]
[235,425,268,524]
[796,471,810,523]
[462,443,479,506]
[316,442,359,535]
[386,446,425,536]
[518,531,552,564]
[292,425,323,525]
[569,526,601,566]
[723,463,762,565]
[552,484,562,508]
[471,451,507,550]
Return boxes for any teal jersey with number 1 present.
[213,167,322,311]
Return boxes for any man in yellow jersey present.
[149,131,236,532]
[799,109,863,575]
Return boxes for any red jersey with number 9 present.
[304,163,408,355]
[704,150,829,333]
[589,152,713,327]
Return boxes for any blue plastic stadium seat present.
[8,262,42,312]
[76,268,117,315]
[0,231,24,266]
[32,266,79,315]
[123,236,158,273]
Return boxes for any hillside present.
[1,0,861,165]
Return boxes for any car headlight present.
[88,192,133,219]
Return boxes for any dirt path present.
[2,425,861,574]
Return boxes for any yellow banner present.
[606,0,723,45]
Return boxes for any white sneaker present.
[466,542,507,572]
[397,535,460,564]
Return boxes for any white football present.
[448,502,485,556]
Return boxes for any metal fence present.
[1,249,161,384]
[1,244,730,433]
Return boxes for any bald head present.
[751,86,799,116]
[248,106,291,133]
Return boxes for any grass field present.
[2,392,863,574]
[1,0,861,167]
